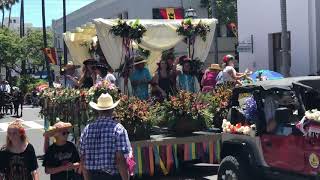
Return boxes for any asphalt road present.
[0,106,218,180]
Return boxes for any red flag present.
[42,48,58,65]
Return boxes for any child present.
[0,119,39,180]
[43,121,81,180]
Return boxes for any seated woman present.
[201,64,222,93]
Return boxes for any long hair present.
[156,60,170,74]
[6,120,27,148]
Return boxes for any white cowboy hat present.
[89,93,120,111]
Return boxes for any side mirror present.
[275,107,291,124]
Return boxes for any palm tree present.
[0,0,7,28]
[6,0,19,28]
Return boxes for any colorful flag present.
[42,48,58,65]
[153,8,184,19]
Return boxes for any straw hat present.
[43,121,72,137]
[62,61,81,71]
[133,56,148,66]
[208,64,222,71]
[89,93,120,111]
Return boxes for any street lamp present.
[185,7,197,19]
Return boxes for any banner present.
[42,48,58,65]
[153,8,184,19]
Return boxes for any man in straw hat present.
[80,93,131,180]
[61,61,81,88]
[130,56,152,100]
[43,121,81,180]
[201,64,222,93]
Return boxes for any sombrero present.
[208,64,222,71]
[133,56,148,65]
[83,58,98,65]
[43,121,73,137]
[89,93,120,111]
[62,61,81,71]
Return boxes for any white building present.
[3,17,33,31]
[52,0,237,64]
[237,0,320,76]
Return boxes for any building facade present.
[237,0,320,76]
[3,17,33,31]
[52,0,236,65]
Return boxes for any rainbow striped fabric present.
[131,138,221,177]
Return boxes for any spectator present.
[0,119,39,180]
[80,93,132,180]
[130,56,152,100]
[176,58,200,93]
[201,64,222,93]
[43,122,81,180]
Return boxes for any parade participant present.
[130,56,152,100]
[43,122,81,180]
[0,119,39,180]
[201,64,222,93]
[3,81,11,94]
[62,61,81,88]
[80,93,132,180]
[118,67,132,96]
[216,55,247,86]
[151,59,175,100]
[76,59,97,89]
[93,64,116,84]
[176,58,200,93]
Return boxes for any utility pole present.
[212,0,219,63]
[63,0,67,86]
[20,0,26,76]
[280,0,290,77]
[42,0,53,87]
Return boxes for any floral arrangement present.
[243,96,258,122]
[114,95,152,140]
[86,80,119,103]
[158,91,213,135]
[305,109,320,122]
[176,19,210,41]
[110,19,147,44]
[222,119,256,137]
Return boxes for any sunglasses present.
[61,131,70,136]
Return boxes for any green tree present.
[0,0,7,28]
[200,0,237,25]
[22,29,53,72]
[5,0,19,28]
[0,28,23,81]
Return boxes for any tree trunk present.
[212,0,219,63]
[1,8,4,28]
[42,0,52,87]
[280,0,290,77]
[8,5,12,28]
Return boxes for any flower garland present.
[222,119,256,137]
[176,19,210,59]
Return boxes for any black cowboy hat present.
[133,56,148,65]
[83,58,98,66]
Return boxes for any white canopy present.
[64,18,217,72]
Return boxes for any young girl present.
[43,121,81,180]
[0,119,39,180]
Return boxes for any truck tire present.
[218,155,250,180]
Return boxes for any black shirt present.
[43,141,80,180]
[0,143,38,180]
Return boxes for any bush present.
[16,75,47,94]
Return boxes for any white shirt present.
[106,73,116,84]
[222,66,237,82]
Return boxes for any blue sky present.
[9,0,94,27]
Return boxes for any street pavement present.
[0,106,218,180]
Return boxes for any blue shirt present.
[130,68,151,100]
[79,117,132,174]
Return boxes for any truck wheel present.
[218,155,250,180]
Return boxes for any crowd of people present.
[0,80,23,117]
[55,54,250,102]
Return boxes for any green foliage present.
[0,28,23,69]
[110,19,147,43]
[16,75,47,94]
[200,0,237,25]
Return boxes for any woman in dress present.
[176,58,200,93]
[0,119,39,180]
[152,60,175,100]
[201,64,222,93]
[216,55,247,86]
